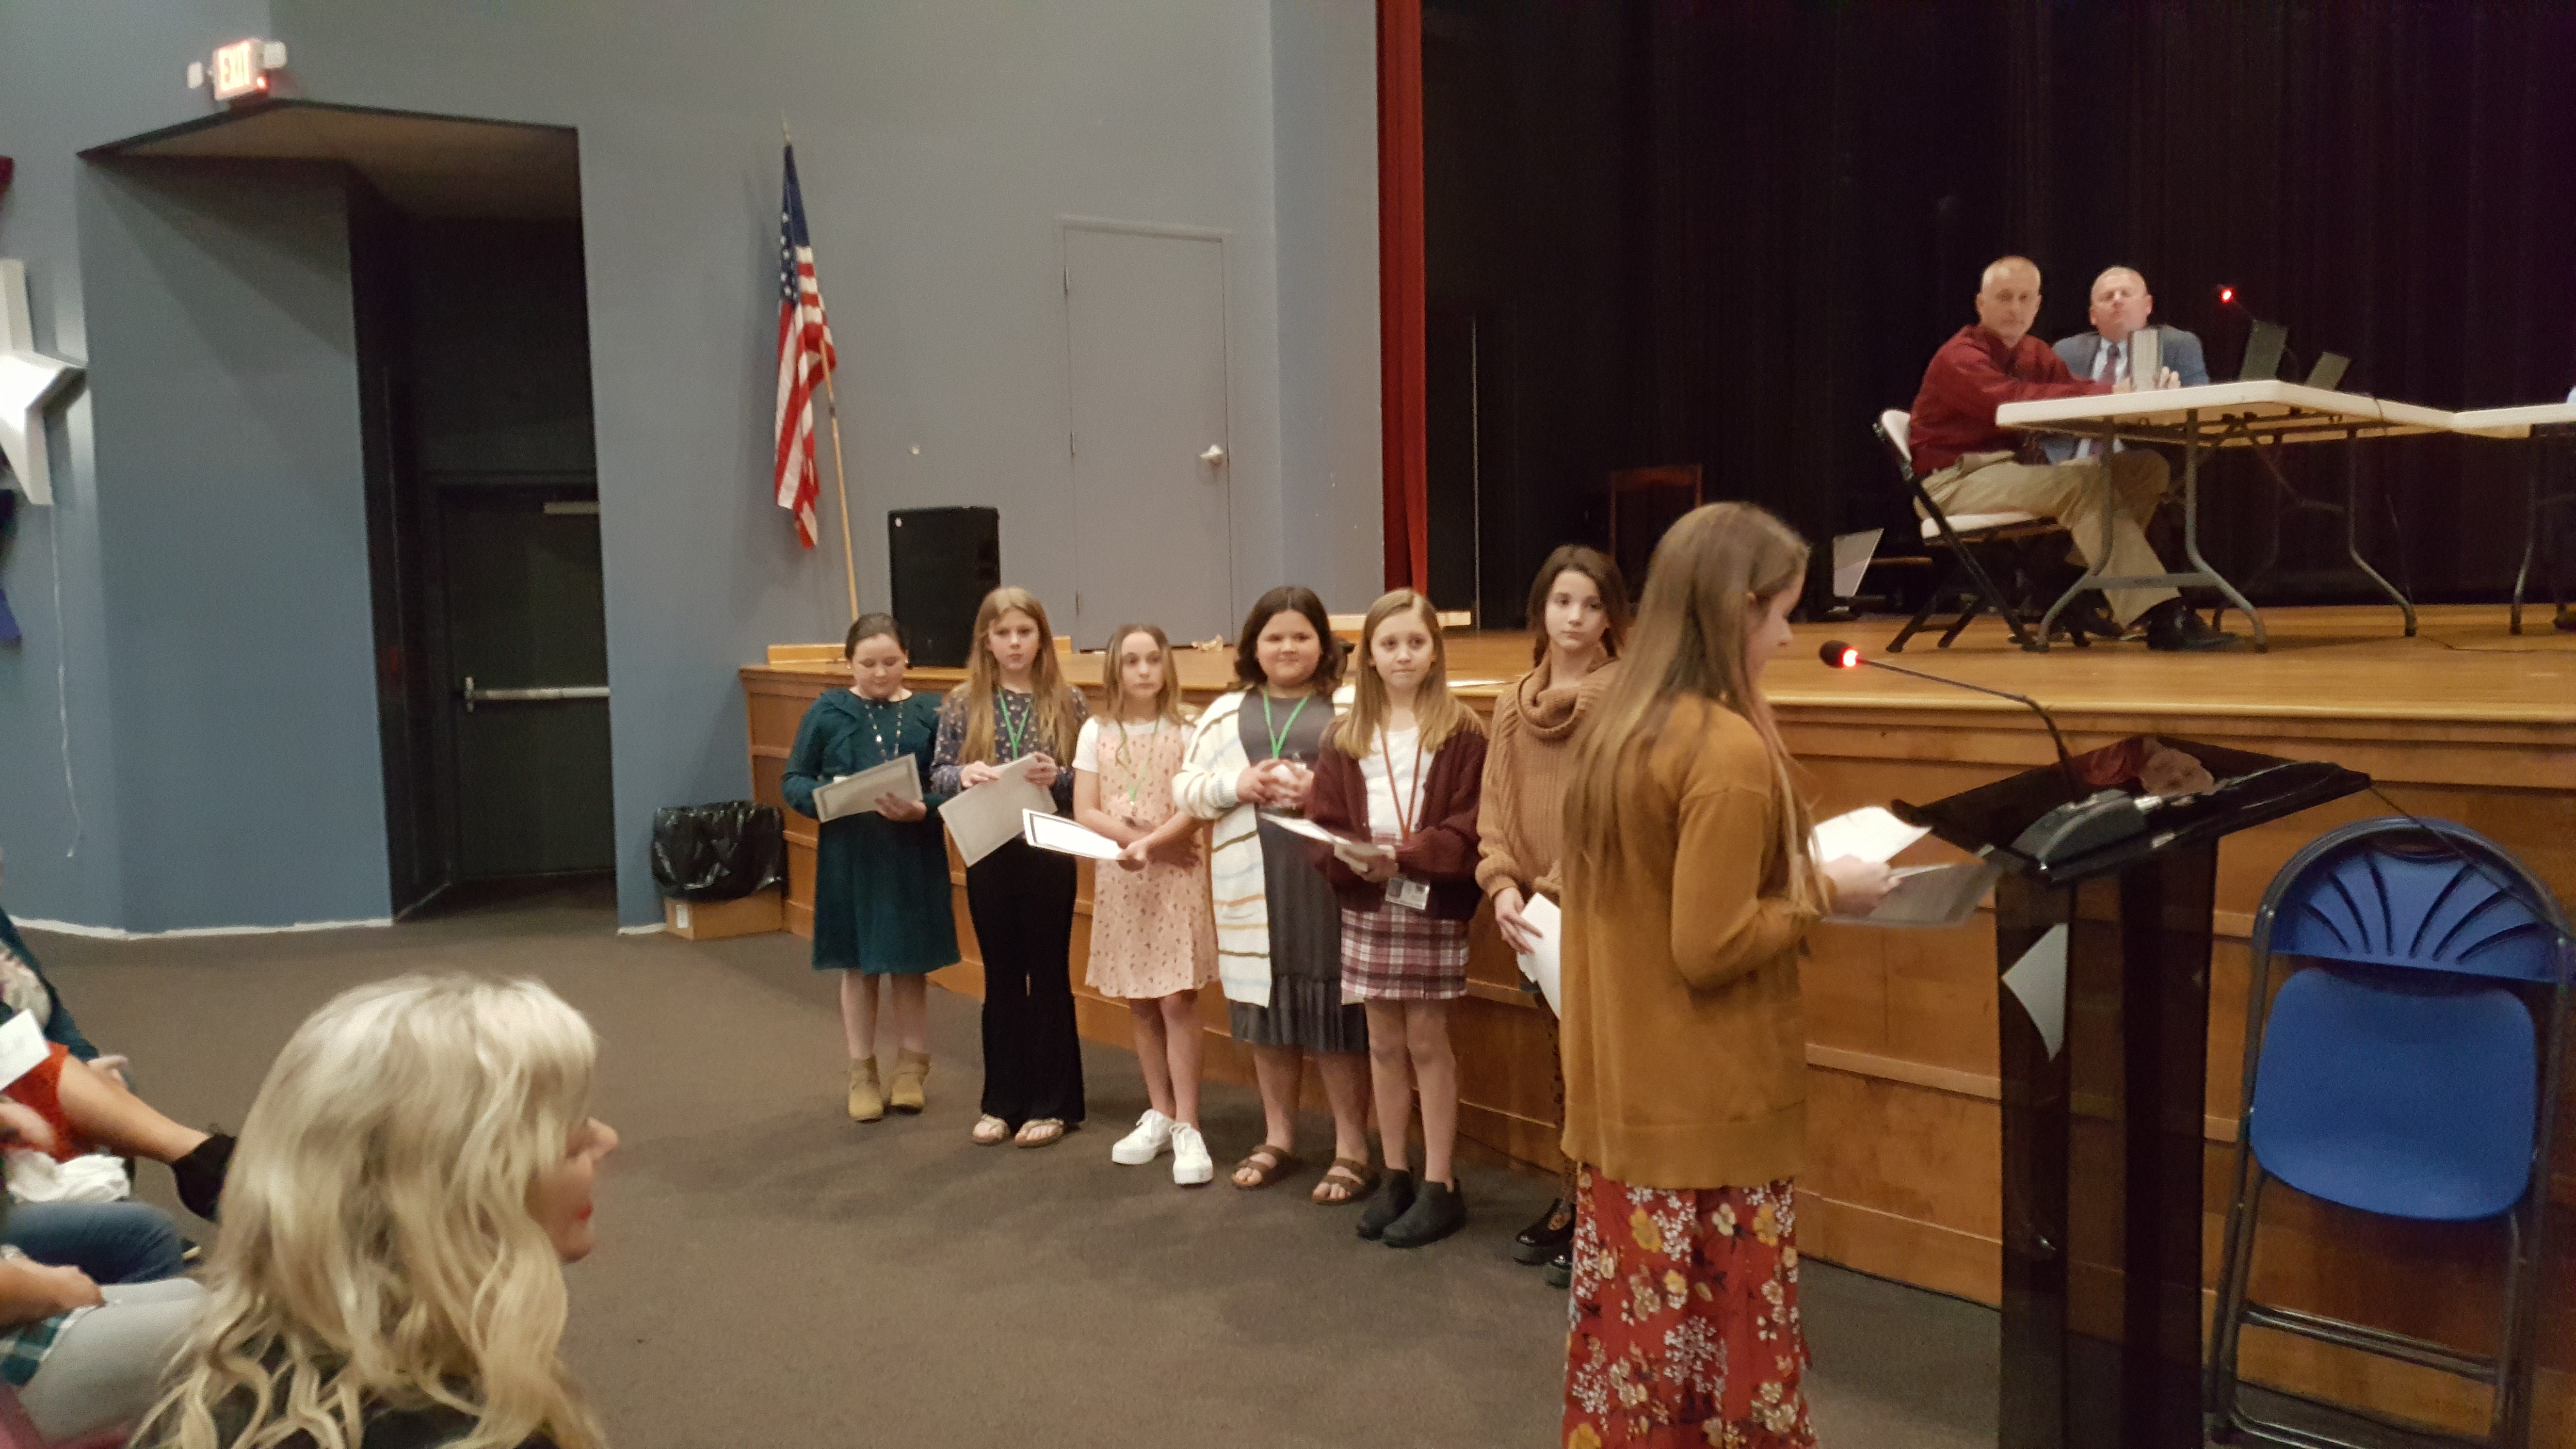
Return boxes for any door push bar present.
[459,676,611,713]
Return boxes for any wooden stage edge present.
[744,607,2576,1445]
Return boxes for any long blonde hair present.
[957,586,1080,762]
[1562,503,1819,910]
[138,976,607,1449]
[1333,590,1481,758]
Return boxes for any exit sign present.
[210,38,267,99]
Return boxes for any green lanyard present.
[998,690,1032,760]
[1259,691,1311,762]
[1111,716,1158,811]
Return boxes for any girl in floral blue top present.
[931,587,1090,1148]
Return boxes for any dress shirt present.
[1905,325,2108,476]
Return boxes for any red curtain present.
[1377,0,1428,594]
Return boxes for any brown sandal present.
[1311,1157,1381,1206]
[1230,1144,1303,1190]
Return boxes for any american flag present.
[773,143,836,548]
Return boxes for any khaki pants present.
[1921,451,2178,625]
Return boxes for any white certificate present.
[941,755,1057,867]
[1829,861,2005,929]
[1258,811,1393,863]
[1810,805,1931,865]
[1022,809,1124,861]
[1516,894,1563,1015]
[813,754,921,823]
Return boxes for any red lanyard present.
[1376,721,1425,839]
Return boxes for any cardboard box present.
[662,889,783,940]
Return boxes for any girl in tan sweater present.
[1556,503,1890,1449]
[1475,545,1628,1284]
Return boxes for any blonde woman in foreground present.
[135,976,618,1449]
[1556,504,1891,1448]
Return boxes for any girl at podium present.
[781,613,956,1124]
[1475,545,1628,1284]
[932,588,1092,1149]
[1072,624,1218,1186]
[1556,503,1891,1448]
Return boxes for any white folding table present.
[1996,382,2457,651]
[2453,402,2576,634]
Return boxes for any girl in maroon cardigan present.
[1306,589,1487,1249]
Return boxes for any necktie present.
[2078,339,2125,460]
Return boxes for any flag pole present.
[786,116,859,624]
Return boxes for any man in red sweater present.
[1906,256,2227,650]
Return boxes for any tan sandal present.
[1230,1144,1303,1190]
[1014,1117,1069,1148]
[971,1114,1011,1145]
[1311,1157,1381,1206]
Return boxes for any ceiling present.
[87,101,580,219]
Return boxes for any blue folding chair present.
[2207,818,2573,1449]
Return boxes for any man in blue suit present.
[2043,266,2208,464]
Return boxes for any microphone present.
[1819,641,2076,784]
[2216,286,2303,381]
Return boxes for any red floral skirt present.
[1562,1166,1816,1449]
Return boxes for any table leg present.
[2180,423,2266,652]
[2341,426,2415,636]
[2513,447,2542,635]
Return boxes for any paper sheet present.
[941,755,1057,867]
[1516,894,1563,1015]
[2001,924,2071,1060]
[1257,811,1392,861]
[812,754,921,822]
[1810,806,1932,865]
[1022,808,1125,861]
[0,1012,48,1091]
[1829,861,2004,929]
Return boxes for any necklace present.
[1111,713,1161,813]
[850,690,900,766]
[1377,719,1426,840]
[1259,690,1311,762]
[997,688,1032,760]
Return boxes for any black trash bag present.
[651,802,785,902]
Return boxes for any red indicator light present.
[2218,286,2236,305]
[1836,648,1860,669]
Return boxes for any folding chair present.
[1872,410,2077,652]
[2207,818,2573,1449]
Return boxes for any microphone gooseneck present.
[1817,641,2077,783]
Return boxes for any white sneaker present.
[1110,1109,1174,1166]
[1170,1123,1213,1186]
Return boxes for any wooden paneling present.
[743,607,2576,1437]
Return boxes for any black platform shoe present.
[1513,1197,1575,1265]
[1358,1169,1416,1240]
[1544,1243,1572,1289]
[1382,1178,1467,1249]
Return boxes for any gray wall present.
[0,0,1381,930]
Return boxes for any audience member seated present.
[0,1207,206,1444]
[3,1191,189,1287]
[2042,265,2210,464]
[1907,255,2230,650]
[134,975,618,1449]
[0,886,237,1222]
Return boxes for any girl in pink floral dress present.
[1072,624,1219,1187]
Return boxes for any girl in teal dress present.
[782,613,957,1124]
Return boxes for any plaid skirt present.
[1563,1167,1815,1449]
[1338,905,1469,1002]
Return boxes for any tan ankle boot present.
[847,1059,885,1123]
[887,1050,930,1114]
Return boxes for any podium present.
[1892,739,2369,1449]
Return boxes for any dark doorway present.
[94,104,610,917]
[354,206,611,913]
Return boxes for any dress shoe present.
[1513,1197,1576,1265]
[1545,1244,1572,1289]
[2143,602,2232,652]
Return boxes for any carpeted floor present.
[29,881,1999,1448]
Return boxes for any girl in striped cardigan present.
[1172,586,1378,1206]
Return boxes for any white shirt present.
[1359,723,1426,843]
[2076,336,2131,460]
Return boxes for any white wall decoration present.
[0,259,84,506]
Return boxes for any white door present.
[1063,224,1233,646]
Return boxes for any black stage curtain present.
[1422,0,2576,623]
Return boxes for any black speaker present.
[888,506,999,668]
